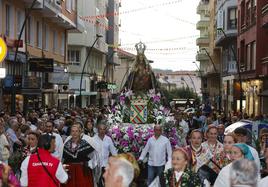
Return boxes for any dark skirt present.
[61,163,94,187]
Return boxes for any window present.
[246,1,251,26]
[5,4,11,37]
[53,30,58,53]
[66,0,71,12]
[44,24,49,51]
[72,0,76,11]
[36,21,42,48]
[68,50,80,65]
[61,33,65,56]
[228,8,237,29]
[246,44,251,70]
[17,10,24,38]
[251,41,256,70]
[27,16,34,45]
[251,0,256,23]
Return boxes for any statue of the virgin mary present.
[125,42,157,92]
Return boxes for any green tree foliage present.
[162,87,199,103]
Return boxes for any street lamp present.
[11,0,38,115]
[186,73,197,96]
[217,28,242,113]
[192,61,202,77]
[201,48,222,111]
[79,34,103,108]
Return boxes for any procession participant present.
[217,124,225,143]
[201,125,224,172]
[164,148,202,187]
[260,148,268,186]
[234,127,261,171]
[103,154,135,187]
[62,123,95,187]
[84,118,96,137]
[0,161,20,187]
[184,129,209,172]
[44,120,64,160]
[175,113,189,147]
[22,131,39,158]
[214,143,255,187]
[138,124,172,186]
[20,134,68,187]
[93,121,117,187]
[219,133,236,168]
[0,117,10,163]
[230,159,258,187]
[6,117,22,152]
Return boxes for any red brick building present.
[237,0,268,115]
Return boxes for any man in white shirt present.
[260,148,268,187]
[93,122,117,187]
[44,120,64,160]
[139,124,172,187]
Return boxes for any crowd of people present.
[0,106,268,187]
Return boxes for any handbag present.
[197,159,221,185]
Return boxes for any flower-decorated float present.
[107,42,180,158]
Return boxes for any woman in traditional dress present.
[164,148,202,187]
[201,125,224,173]
[214,143,255,187]
[184,129,209,172]
[62,123,95,187]
[219,133,236,168]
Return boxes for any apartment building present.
[215,0,239,113]
[0,0,81,112]
[68,0,111,107]
[237,0,268,115]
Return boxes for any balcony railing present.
[196,53,209,62]
[197,2,209,14]
[196,20,210,30]
[196,36,209,46]
[262,3,268,15]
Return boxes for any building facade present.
[237,0,268,115]
[215,0,239,113]
[196,0,221,109]
[154,70,202,97]
[68,0,109,107]
[0,0,81,112]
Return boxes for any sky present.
[119,0,200,71]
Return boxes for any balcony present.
[196,53,209,61]
[197,2,209,15]
[196,36,209,46]
[196,20,209,30]
[42,0,77,29]
[262,3,268,28]
[20,0,43,8]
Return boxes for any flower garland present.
[107,123,179,158]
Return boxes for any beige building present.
[196,0,221,109]
[0,0,81,112]
[114,49,135,93]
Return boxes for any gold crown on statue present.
[135,42,146,55]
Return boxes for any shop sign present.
[29,58,54,72]
[0,68,6,78]
[22,76,41,88]
[0,37,7,63]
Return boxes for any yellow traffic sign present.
[0,37,7,63]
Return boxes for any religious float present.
[107,42,180,158]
